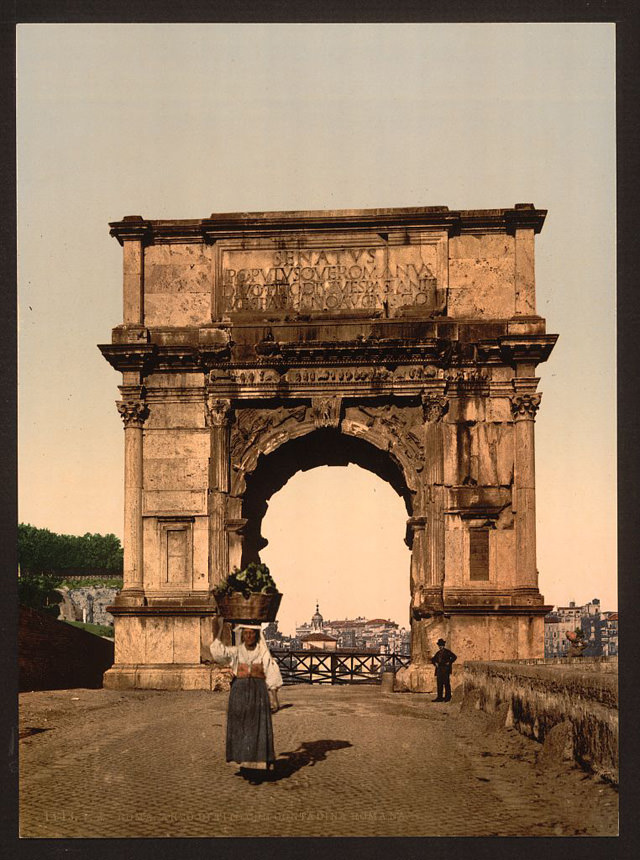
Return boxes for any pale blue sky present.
[17,24,616,633]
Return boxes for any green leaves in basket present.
[214,562,277,598]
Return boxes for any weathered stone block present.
[143,490,207,516]
[114,616,145,663]
[145,293,212,327]
[143,458,208,491]
[488,617,518,661]
[444,528,465,588]
[537,720,575,768]
[103,667,137,690]
[477,423,514,486]
[448,233,516,319]
[446,396,487,424]
[518,616,544,659]
[144,429,209,460]
[145,616,173,663]
[144,402,207,430]
[192,517,209,586]
[142,518,161,589]
[495,530,516,586]
[394,663,435,693]
[145,243,212,294]
[173,617,200,663]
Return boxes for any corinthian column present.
[205,396,232,588]
[421,393,448,594]
[116,396,148,605]
[510,392,541,590]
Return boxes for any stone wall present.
[19,606,114,692]
[462,658,618,783]
[56,587,119,626]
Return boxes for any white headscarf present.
[232,622,267,648]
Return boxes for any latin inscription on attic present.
[220,244,444,314]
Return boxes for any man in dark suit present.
[431,638,457,702]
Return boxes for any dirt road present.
[18,684,618,837]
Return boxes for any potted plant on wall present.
[213,562,282,623]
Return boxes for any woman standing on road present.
[210,617,283,783]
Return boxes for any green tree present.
[18,524,124,575]
[18,571,63,615]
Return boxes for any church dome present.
[311,602,323,630]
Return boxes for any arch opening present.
[259,463,412,637]
[239,429,414,568]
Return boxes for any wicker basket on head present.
[214,591,282,623]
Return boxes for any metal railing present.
[271,649,411,685]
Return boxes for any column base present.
[393,663,436,694]
[112,589,146,607]
[103,663,232,691]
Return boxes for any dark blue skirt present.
[226,677,275,766]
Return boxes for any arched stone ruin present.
[99,204,557,690]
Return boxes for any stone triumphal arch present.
[100,204,557,690]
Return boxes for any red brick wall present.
[19,606,114,692]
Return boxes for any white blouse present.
[209,639,283,690]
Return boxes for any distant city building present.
[300,632,338,651]
[600,612,618,656]
[544,598,617,658]
[292,603,409,654]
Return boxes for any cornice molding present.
[98,333,557,379]
[108,205,547,246]
[499,334,558,367]
[108,605,219,617]
[99,343,157,372]
[108,216,153,246]
[444,605,554,617]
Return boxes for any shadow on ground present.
[272,739,352,780]
[236,739,353,784]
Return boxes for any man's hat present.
[437,638,446,646]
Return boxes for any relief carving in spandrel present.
[351,404,425,470]
[230,405,307,465]
[310,395,342,428]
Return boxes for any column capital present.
[205,396,232,428]
[510,392,541,421]
[421,393,448,423]
[117,398,149,428]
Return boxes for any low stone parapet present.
[462,657,618,783]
